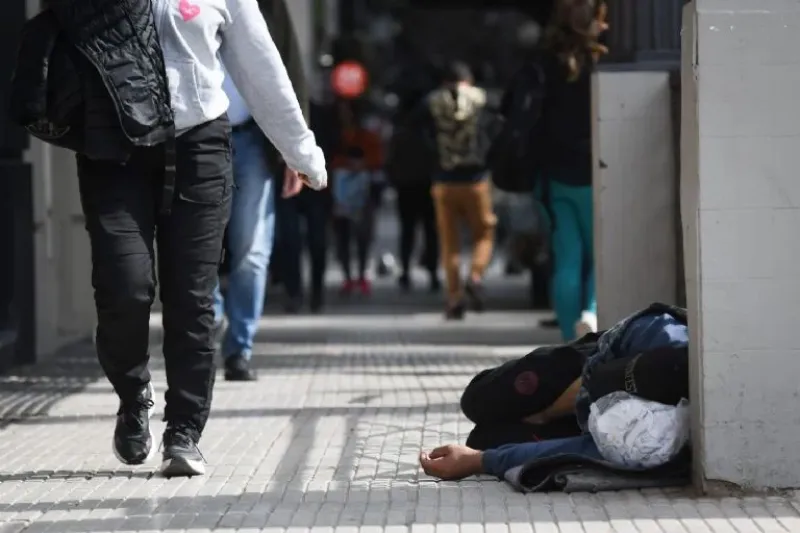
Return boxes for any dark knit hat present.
[585,346,689,406]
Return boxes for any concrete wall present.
[683,0,800,489]
[592,70,679,328]
[285,0,315,81]
[23,0,95,359]
[26,140,95,358]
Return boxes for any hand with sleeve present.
[220,0,327,189]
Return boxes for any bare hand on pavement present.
[419,444,483,481]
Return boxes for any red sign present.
[331,61,368,99]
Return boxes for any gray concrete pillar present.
[592,69,679,329]
[682,0,800,490]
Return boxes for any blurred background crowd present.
[249,1,558,318]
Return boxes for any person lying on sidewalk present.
[461,303,689,451]
[421,343,689,481]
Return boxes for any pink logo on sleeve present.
[178,0,201,21]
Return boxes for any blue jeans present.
[549,180,596,341]
[213,126,275,360]
[482,434,602,477]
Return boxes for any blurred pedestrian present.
[274,101,338,313]
[332,146,374,293]
[419,61,496,319]
[213,0,309,382]
[330,101,384,296]
[386,96,441,293]
[531,0,608,340]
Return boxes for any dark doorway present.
[0,0,35,373]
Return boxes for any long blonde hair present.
[542,0,609,81]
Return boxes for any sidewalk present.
[2,273,800,532]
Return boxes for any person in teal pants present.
[514,0,608,340]
[549,178,597,341]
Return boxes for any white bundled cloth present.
[588,392,690,469]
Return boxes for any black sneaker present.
[464,280,486,312]
[161,424,206,477]
[309,293,324,314]
[224,354,257,381]
[284,296,302,314]
[113,382,155,465]
[429,275,442,293]
[445,302,466,321]
[398,274,411,292]
[539,317,559,329]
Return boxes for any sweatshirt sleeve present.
[220,0,326,189]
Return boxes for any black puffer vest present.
[10,0,174,160]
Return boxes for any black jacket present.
[526,50,593,186]
[10,0,173,160]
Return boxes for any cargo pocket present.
[176,174,232,206]
[175,118,233,206]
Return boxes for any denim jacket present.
[574,303,689,432]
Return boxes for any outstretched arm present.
[220,0,326,189]
[420,435,601,481]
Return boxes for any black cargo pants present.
[77,117,232,438]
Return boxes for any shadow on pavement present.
[0,340,103,425]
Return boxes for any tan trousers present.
[431,180,496,305]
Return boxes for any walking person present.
[17,0,327,477]
[330,101,384,295]
[275,187,330,312]
[214,0,308,382]
[530,0,608,340]
[420,62,497,319]
[386,99,441,293]
[332,146,375,294]
[395,183,440,292]
[276,100,338,313]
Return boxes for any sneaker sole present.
[574,320,596,339]
[160,456,206,477]
[112,382,156,466]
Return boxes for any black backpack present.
[486,56,546,193]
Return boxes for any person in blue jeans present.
[212,0,309,382]
[214,70,305,381]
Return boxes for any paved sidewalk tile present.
[2,278,799,532]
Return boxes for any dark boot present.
[445,301,466,321]
[224,354,257,381]
[465,280,486,312]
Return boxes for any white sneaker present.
[574,311,598,338]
